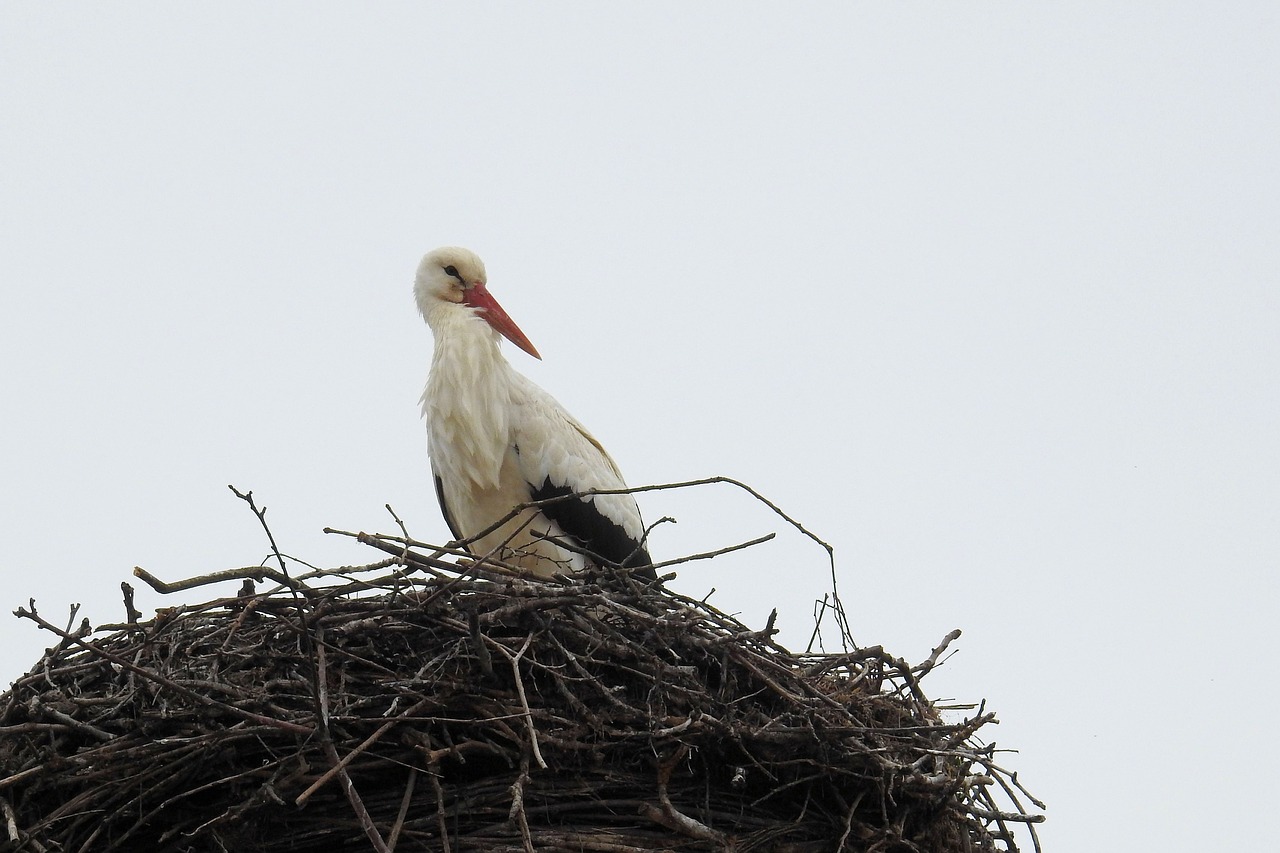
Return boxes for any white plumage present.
[415,247,652,579]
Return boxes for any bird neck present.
[426,302,509,379]
[422,303,515,489]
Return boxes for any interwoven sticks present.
[2,520,1042,852]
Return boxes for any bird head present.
[415,246,542,360]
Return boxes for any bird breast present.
[422,307,514,490]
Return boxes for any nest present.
[1,515,1043,852]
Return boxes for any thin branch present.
[915,628,963,677]
[387,767,417,853]
[471,476,854,650]
[649,532,777,570]
[642,744,729,846]
[385,503,411,541]
[228,485,290,579]
[120,582,142,625]
[315,635,391,853]
[491,634,547,771]
[132,565,314,597]
[508,756,535,853]
[295,694,436,806]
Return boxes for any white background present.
[3,5,1277,850]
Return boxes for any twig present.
[641,744,730,846]
[295,694,436,806]
[967,807,1045,824]
[120,582,142,625]
[2,799,29,851]
[228,485,290,579]
[0,764,48,792]
[386,767,417,852]
[427,749,453,853]
[492,634,547,770]
[915,628,963,677]
[465,476,854,650]
[13,604,312,735]
[132,565,313,597]
[649,532,777,570]
[61,602,80,636]
[835,790,866,852]
[37,707,113,742]
[315,635,391,853]
[508,756,535,853]
[385,503,411,541]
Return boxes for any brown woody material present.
[0,535,1043,852]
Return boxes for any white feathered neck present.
[421,302,516,490]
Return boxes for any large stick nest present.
[1,516,1043,852]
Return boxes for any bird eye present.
[443,264,462,280]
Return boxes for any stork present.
[415,247,654,580]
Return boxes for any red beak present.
[464,282,542,360]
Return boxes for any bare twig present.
[642,744,730,846]
[916,628,963,677]
[509,756,535,853]
[492,633,547,771]
[132,565,312,597]
[385,503,411,541]
[295,694,436,806]
[315,635,391,853]
[387,767,417,853]
[649,532,777,569]
[120,582,142,625]
[228,485,290,579]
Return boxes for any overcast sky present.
[3,4,1277,850]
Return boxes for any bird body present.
[416,247,652,579]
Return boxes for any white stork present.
[415,246,654,580]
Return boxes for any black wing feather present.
[433,473,466,544]
[530,479,655,580]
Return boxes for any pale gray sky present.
[3,5,1277,850]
